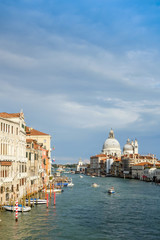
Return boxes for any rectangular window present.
[12,126,13,134]
[29,153,31,160]
[1,187,4,194]
[26,152,28,158]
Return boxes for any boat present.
[108,187,115,194]
[67,180,74,187]
[53,189,64,193]
[80,175,83,178]
[26,198,47,204]
[3,205,31,212]
[92,183,99,188]
[43,189,64,193]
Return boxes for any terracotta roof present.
[0,112,20,118]
[133,162,152,166]
[96,154,107,157]
[26,126,49,136]
[26,139,37,143]
[100,158,107,162]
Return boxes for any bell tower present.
[134,139,138,154]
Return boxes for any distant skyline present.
[1,0,160,163]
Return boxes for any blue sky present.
[1,0,160,163]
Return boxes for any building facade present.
[0,111,27,204]
[26,127,52,175]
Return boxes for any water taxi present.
[108,187,115,194]
[92,183,99,188]
[67,179,74,187]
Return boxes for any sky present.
[0,0,160,163]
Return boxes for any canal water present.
[0,174,160,240]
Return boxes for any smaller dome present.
[123,143,133,151]
[123,138,133,154]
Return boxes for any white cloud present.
[1,81,158,132]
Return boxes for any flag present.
[52,146,55,150]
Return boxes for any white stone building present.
[0,111,27,204]
[76,158,83,172]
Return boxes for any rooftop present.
[26,126,49,136]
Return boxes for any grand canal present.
[0,174,160,240]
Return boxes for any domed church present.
[123,138,138,155]
[102,129,121,157]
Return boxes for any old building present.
[89,154,107,176]
[26,127,52,176]
[0,111,27,204]
[132,162,152,179]
[26,139,44,195]
[121,154,158,178]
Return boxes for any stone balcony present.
[0,177,13,183]
[0,155,16,161]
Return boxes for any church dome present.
[103,138,120,150]
[123,144,133,151]
[123,138,133,154]
[102,129,121,157]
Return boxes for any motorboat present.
[42,188,63,193]
[80,175,83,178]
[67,180,74,187]
[92,183,99,188]
[26,198,47,204]
[53,189,64,193]
[108,187,115,194]
[3,204,31,212]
